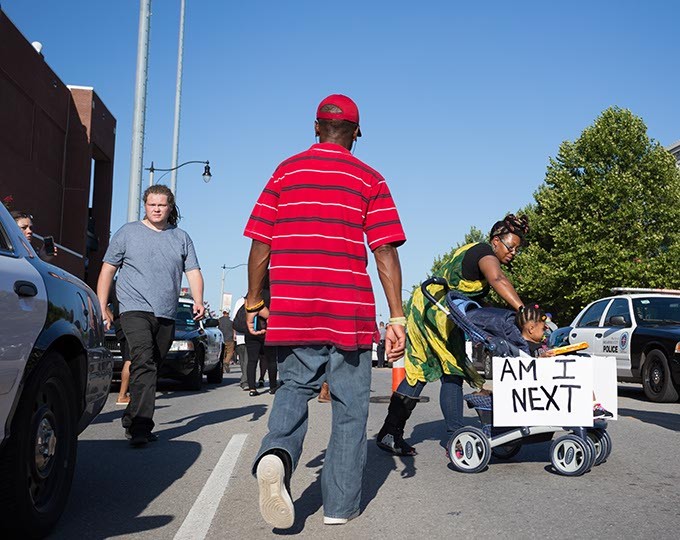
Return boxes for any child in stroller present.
[446,296,612,476]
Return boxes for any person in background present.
[97,184,205,447]
[218,310,234,374]
[376,321,387,368]
[245,274,277,396]
[233,296,250,390]
[109,282,132,406]
[12,210,57,261]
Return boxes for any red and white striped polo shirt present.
[244,142,406,350]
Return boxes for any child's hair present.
[516,304,546,329]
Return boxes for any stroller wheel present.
[587,429,610,466]
[491,441,522,460]
[447,427,491,474]
[550,435,591,476]
[583,435,597,470]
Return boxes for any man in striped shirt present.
[245,94,406,529]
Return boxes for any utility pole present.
[169,0,186,195]
[127,0,152,222]
[220,264,227,311]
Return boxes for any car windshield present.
[175,302,198,330]
[632,297,680,325]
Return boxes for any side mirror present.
[609,315,630,327]
[204,318,219,328]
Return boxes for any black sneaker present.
[593,404,614,419]
[129,432,158,447]
[257,380,265,388]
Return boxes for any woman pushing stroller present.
[376,214,530,456]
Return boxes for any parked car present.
[566,288,680,403]
[469,341,494,379]
[105,297,225,390]
[0,204,112,537]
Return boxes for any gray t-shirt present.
[103,221,200,319]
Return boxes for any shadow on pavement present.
[52,403,268,539]
[616,384,649,403]
[272,442,414,536]
[49,439,201,539]
[618,407,680,432]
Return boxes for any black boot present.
[376,393,418,456]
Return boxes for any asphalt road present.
[48,367,679,540]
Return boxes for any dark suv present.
[0,204,112,537]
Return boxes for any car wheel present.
[642,349,679,403]
[206,354,224,384]
[0,353,77,537]
[483,351,493,380]
[185,349,204,391]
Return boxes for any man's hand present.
[193,303,205,320]
[246,306,269,336]
[101,304,114,331]
[385,323,406,361]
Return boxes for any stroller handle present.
[421,277,449,307]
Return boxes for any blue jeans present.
[396,374,464,433]
[252,345,372,520]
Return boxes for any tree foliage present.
[507,107,680,324]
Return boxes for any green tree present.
[508,107,680,323]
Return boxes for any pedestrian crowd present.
[5,93,561,531]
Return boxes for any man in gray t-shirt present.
[97,184,205,446]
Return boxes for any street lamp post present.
[220,263,247,311]
[142,160,212,218]
[147,160,211,188]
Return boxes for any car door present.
[201,319,221,366]
[600,297,634,378]
[570,299,612,354]
[0,217,48,439]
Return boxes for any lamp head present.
[202,162,212,183]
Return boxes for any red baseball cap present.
[316,94,362,136]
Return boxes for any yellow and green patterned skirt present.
[404,282,485,390]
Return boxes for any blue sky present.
[5,0,679,319]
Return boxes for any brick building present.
[0,9,116,289]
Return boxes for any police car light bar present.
[611,287,680,295]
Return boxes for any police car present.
[568,288,680,403]
[0,203,112,536]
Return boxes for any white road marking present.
[173,433,248,540]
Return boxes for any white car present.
[568,288,680,402]
[0,204,112,536]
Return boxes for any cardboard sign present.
[492,355,616,427]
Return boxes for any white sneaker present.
[323,513,357,525]
[257,454,294,529]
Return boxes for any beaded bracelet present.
[245,300,265,312]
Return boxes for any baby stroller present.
[421,277,612,477]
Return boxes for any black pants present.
[246,337,277,389]
[120,311,175,436]
[377,341,386,368]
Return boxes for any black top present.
[528,341,544,357]
[461,243,494,281]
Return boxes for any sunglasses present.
[498,237,521,254]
